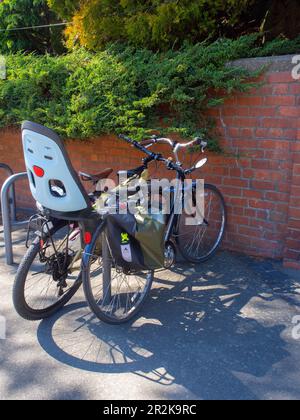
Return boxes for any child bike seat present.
[22,121,91,214]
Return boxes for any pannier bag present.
[106,210,165,271]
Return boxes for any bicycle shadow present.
[37,252,297,400]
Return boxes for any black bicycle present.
[12,163,152,321]
[82,135,227,324]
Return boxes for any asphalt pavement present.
[1,228,300,400]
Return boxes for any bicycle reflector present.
[33,165,45,178]
[84,232,92,245]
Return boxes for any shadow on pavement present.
[37,253,298,400]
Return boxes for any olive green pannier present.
[106,209,166,271]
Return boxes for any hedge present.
[1,35,299,150]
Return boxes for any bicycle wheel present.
[83,223,154,324]
[176,184,227,263]
[13,222,82,321]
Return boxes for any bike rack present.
[1,172,29,265]
[0,164,16,222]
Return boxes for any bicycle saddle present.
[79,168,113,183]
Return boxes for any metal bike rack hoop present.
[1,172,28,265]
[0,163,16,221]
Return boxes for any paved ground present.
[1,227,300,400]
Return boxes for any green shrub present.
[0,35,281,150]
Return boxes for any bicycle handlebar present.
[140,136,207,152]
[119,135,207,176]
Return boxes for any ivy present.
[0,35,292,151]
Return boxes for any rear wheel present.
[83,224,154,324]
[13,222,82,321]
[176,184,226,263]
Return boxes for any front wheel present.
[176,184,227,263]
[82,223,154,324]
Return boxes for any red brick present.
[228,215,249,226]
[245,208,257,218]
[250,107,276,117]
[269,211,284,223]
[223,107,250,117]
[264,232,281,241]
[228,197,248,207]
[265,96,295,106]
[221,186,243,197]
[255,128,269,138]
[264,150,290,160]
[234,117,259,128]
[279,106,300,118]
[284,129,297,140]
[260,140,289,150]
[232,139,257,149]
[265,191,290,202]
[249,200,275,210]
[243,189,263,199]
[249,150,265,159]
[251,238,278,250]
[239,128,254,137]
[231,206,245,216]
[256,86,273,95]
[238,96,264,106]
[251,159,270,170]
[230,168,242,177]
[284,249,300,260]
[286,228,300,239]
[292,164,300,176]
[251,180,275,191]
[255,170,282,182]
[227,127,240,137]
[289,207,300,219]
[268,72,294,83]
[286,238,300,250]
[290,197,300,207]
[286,219,300,229]
[239,226,263,238]
[223,177,249,187]
[262,118,298,129]
[290,185,300,197]
[250,219,274,231]
[289,84,300,95]
[273,84,289,95]
[243,169,255,178]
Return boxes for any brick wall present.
[1,55,300,268]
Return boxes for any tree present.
[47,0,80,19]
[51,0,255,51]
[0,0,65,54]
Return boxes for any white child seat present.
[22,121,91,214]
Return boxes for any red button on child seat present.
[33,166,45,178]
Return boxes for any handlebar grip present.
[140,139,156,146]
[194,137,208,149]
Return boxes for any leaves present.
[0,0,65,54]
[0,36,266,151]
[55,0,255,51]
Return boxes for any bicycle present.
[82,135,227,324]
[13,122,156,321]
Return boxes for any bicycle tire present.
[13,223,82,321]
[176,183,227,263]
[82,222,154,325]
